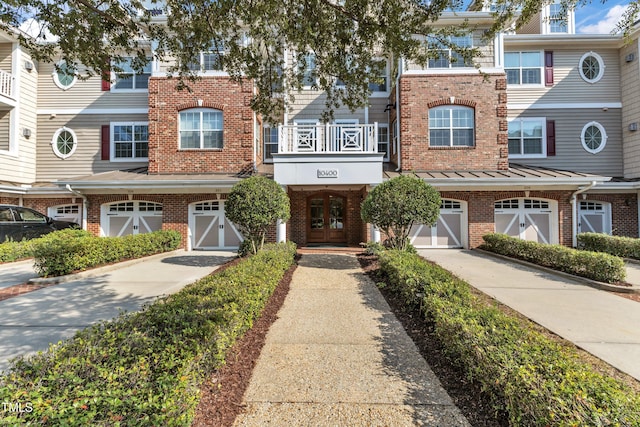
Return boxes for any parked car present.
[0,205,79,242]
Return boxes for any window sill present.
[178,148,224,152]
[428,145,475,150]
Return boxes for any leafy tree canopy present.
[361,175,441,251]
[1,0,637,122]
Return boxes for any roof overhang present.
[504,34,623,48]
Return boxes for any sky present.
[575,1,631,34]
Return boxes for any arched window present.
[52,61,77,90]
[579,52,605,83]
[581,121,607,154]
[179,108,223,149]
[51,127,77,159]
[429,105,474,147]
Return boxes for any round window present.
[581,122,607,154]
[53,61,77,90]
[51,127,78,159]
[579,52,604,83]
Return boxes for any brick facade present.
[398,74,508,172]
[287,187,368,247]
[148,77,256,175]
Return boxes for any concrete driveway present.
[420,249,640,381]
[0,250,234,373]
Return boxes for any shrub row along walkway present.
[419,249,640,382]
[233,253,470,426]
[0,250,235,373]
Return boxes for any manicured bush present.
[0,241,297,426]
[377,249,640,426]
[226,176,290,255]
[578,232,640,260]
[481,233,626,284]
[31,229,182,277]
[361,175,441,251]
[0,239,35,263]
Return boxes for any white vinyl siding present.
[36,114,148,181]
[508,108,622,176]
[506,47,620,105]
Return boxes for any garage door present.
[495,198,557,244]
[578,201,612,234]
[409,199,467,248]
[102,201,163,237]
[48,204,81,225]
[189,200,243,250]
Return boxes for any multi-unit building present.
[1,3,639,251]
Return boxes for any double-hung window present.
[548,2,568,33]
[505,52,543,85]
[299,53,317,87]
[368,59,388,92]
[179,109,223,149]
[189,51,224,72]
[508,118,545,157]
[428,35,473,68]
[112,122,149,160]
[429,106,474,147]
[113,57,151,90]
[263,126,279,162]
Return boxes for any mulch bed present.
[0,282,57,302]
[192,256,298,426]
[357,253,510,426]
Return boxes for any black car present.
[0,205,80,242]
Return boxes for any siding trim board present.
[508,103,622,109]
[38,108,149,115]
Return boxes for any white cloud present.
[579,4,628,34]
[18,18,58,42]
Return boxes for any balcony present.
[273,123,384,186]
[278,123,378,154]
[0,69,14,102]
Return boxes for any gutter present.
[66,184,88,230]
[395,58,402,172]
[570,180,597,247]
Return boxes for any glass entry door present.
[307,193,347,243]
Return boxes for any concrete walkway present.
[234,254,470,427]
[419,249,640,382]
[0,250,234,372]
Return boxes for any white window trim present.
[377,123,390,161]
[429,105,475,147]
[581,121,607,154]
[52,61,77,90]
[427,34,474,69]
[179,108,224,150]
[507,117,547,159]
[51,127,78,159]
[578,51,605,84]
[110,122,149,162]
[110,57,151,92]
[504,51,544,88]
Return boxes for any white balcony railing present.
[278,123,378,154]
[0,69,13,99]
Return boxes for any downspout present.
[253,83,257,173]
[395,58,402,171]
[570,181,596,247]
[66,184,88,230]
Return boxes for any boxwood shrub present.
[377,249,640,426]
[578,232,640,260]
[0,239,35,263]
[31,229,182,277]
[481,233,626,284]
[0,241,297,426]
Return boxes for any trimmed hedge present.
[31,229,182,277]
[0,241,297,426]
[578,232,640,260]
[0,239,35,263]
[481,233,626,284]
[376,249,640,426]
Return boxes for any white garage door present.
[410,199,467,248]
[495,198,557,244]
[578,201,612,234]
[102,201,163,237]
[189,200,243,250]
[48,204,81,225]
